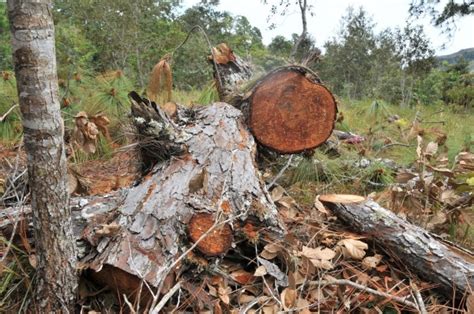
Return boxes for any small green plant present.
[289,157,326,184]
[0,72,22,144]
[197,81,219,105]
[90,70,133,119]
[359,161,395,190]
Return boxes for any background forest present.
[1,1,474,312]
[1,1,472,106]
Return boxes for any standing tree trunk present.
[290,0,308,61]
[7,0,77,312]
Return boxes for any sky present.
[182,0,474,55]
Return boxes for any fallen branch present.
[319,279,418,310]
[150,281,181,314]
[281,278,420,312]
[421,121,446,125]
[411,281,428,314]
[324,199,474,298]
[375,142,412,156]
[266,155,294,190]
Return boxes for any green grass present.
[0,237,35,312]
[337,98,474,165]
[287,150,395,198]
[0,72,21,144]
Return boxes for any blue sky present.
[183,0,474,55]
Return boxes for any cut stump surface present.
[249,69,337,154]
[188,213,233,256]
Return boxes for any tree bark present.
[209,43,252,105]
[324,199,474,298]
[77,94,285,299]
[7,0,77,311]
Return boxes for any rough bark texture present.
[8,0,77,312]
[1,191,124,252]
[7,0,78,311]
[210,43,252,104]
[79,95,284,291]
[325,200,474,298]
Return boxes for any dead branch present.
[324,199,474,298]
[0,104,18,122]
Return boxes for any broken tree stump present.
[209,43,252,104]
[78,93,285,294]
[323,199,474,298]
[209,44,337,154]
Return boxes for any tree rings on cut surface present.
[188,213,233,256]
[249,68,337,154]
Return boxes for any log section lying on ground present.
[324,199,474,298]
[210,44,337,154]
[247,68,337,153]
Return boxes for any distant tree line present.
[267,7,472,108]
[0,1,472,108]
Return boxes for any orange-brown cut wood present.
[249,69,336,153]
[319,194,366,204]
[188,213,233,256]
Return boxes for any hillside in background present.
[437,47,474,71]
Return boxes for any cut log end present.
[188,213,233,256]
[249,69,337,154]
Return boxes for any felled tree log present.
[324,199,474,298]
[247,67,337,153]
[78,93,285,296]
[209,44,337,154]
